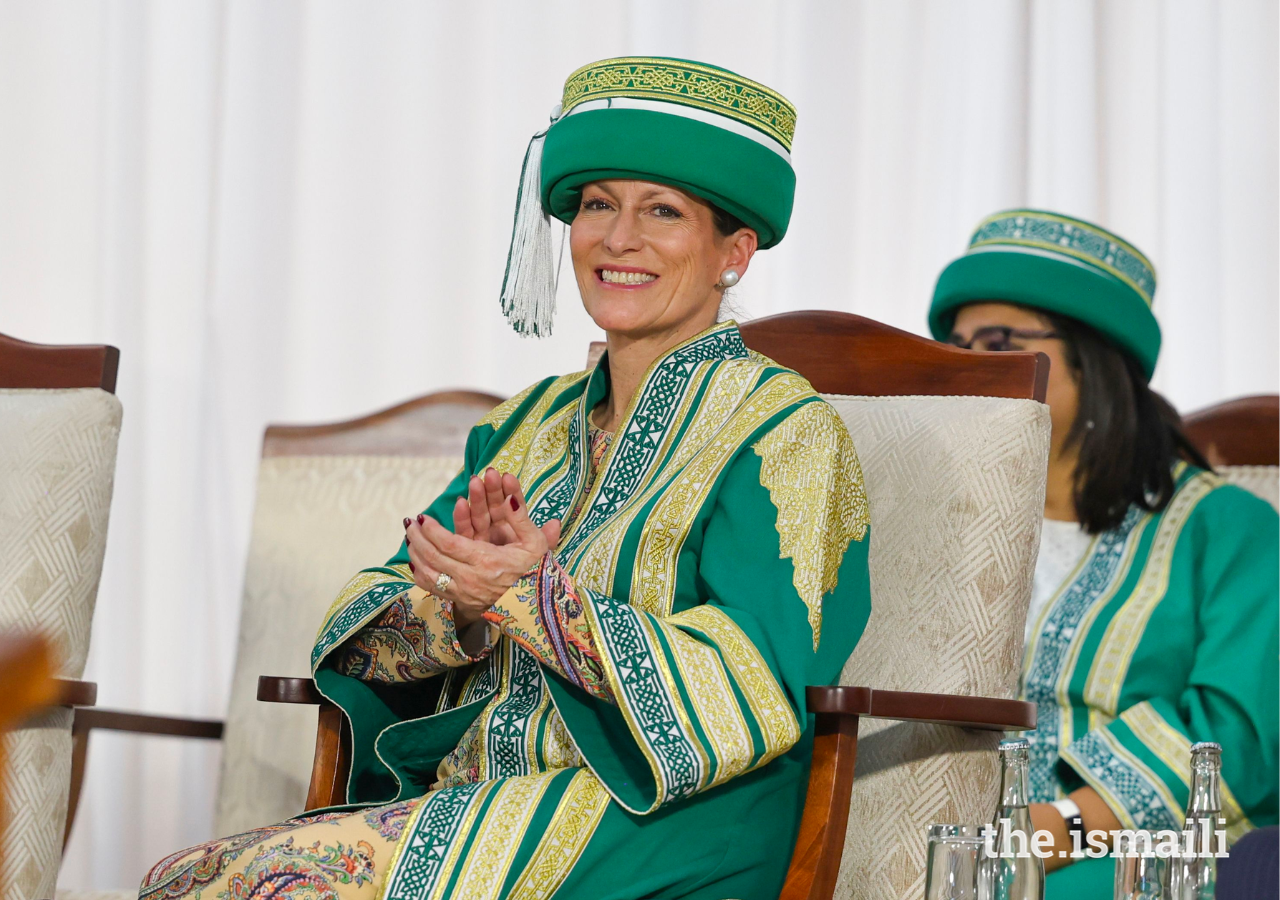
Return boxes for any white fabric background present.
[0,0,1273,889]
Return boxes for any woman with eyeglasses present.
[929,211,1278,898]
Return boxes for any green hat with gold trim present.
[500,56,797,337]
[928,210,1161,378]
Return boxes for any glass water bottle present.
[981,739,1045,900]
[1168,741,1225,900]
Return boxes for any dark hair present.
[711,204,747,238]
[1042,311,1212,534]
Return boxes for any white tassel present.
[500,123,560,337]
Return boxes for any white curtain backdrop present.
[0,0,1273,888]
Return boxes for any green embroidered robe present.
[310,322,872,899]
[1026,465,1279,898]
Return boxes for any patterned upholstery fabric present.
[0,388,122,900]
[213,455,463,836]
[1219,465,1279,511]
[823,394,1050,900]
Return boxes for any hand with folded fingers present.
[403,474,562,644]
[449,467,520,546]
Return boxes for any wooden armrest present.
[806,685,1035,731]
[64,706,224,851]
[782,685,1035,900]
[54,678,97,707]
[257,675,323,704]
[256,675,348,810]
[72,708,224,739]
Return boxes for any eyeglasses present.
[947,326,1060,352]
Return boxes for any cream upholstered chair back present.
[0,336,122,900]
[825,394,1048,900]
[214,391,501,836]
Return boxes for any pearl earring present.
[718,269,740,288]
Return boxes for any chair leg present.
[63,712,91,851]
[780,713,861,900]
[304,701,351,811]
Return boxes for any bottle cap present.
[999,739,1030,751]
[1190,741,1222,753]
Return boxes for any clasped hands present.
[403,468,562,640]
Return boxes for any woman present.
[140,58,872,899]
[930,210,1279,897]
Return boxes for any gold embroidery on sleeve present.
[663,629,754,788]
[672,604,800,765]
[1123,702,1255,843]
[753,401,869,648]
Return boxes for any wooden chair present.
[260,311,1047,900]
[1184,395,1279,467]
[61,390,503,859]
[0,333,115,900]
[1184,395,1279,509]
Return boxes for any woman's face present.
[570,180,756,342]
[950,302,1080,459]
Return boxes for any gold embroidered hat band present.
[499,57,799,337]
[928,209,1162,378]
[558,58,796,153]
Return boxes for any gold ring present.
[435,572,452,593]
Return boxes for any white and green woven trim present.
[969,210,1157,307]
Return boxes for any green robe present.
[310,322,872,899]
[1028,465,1280,897]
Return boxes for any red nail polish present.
[510,496,519,512]
[403,517,411,529]
[417,514,425,525]
[408,562,415,573]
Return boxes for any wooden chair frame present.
[0,332,116,850]
[258,311,1044,900]
[0,332,119,394]
[61,389,503,848]
[1184,394,1280,467]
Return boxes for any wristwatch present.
[1050,797,1085,844]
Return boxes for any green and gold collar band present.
[929,209,1163,379]
[499,56,798,338]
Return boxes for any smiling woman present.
[140,57,872,900]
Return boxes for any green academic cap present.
[929,210,1161,379]
[501,57,797,337]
